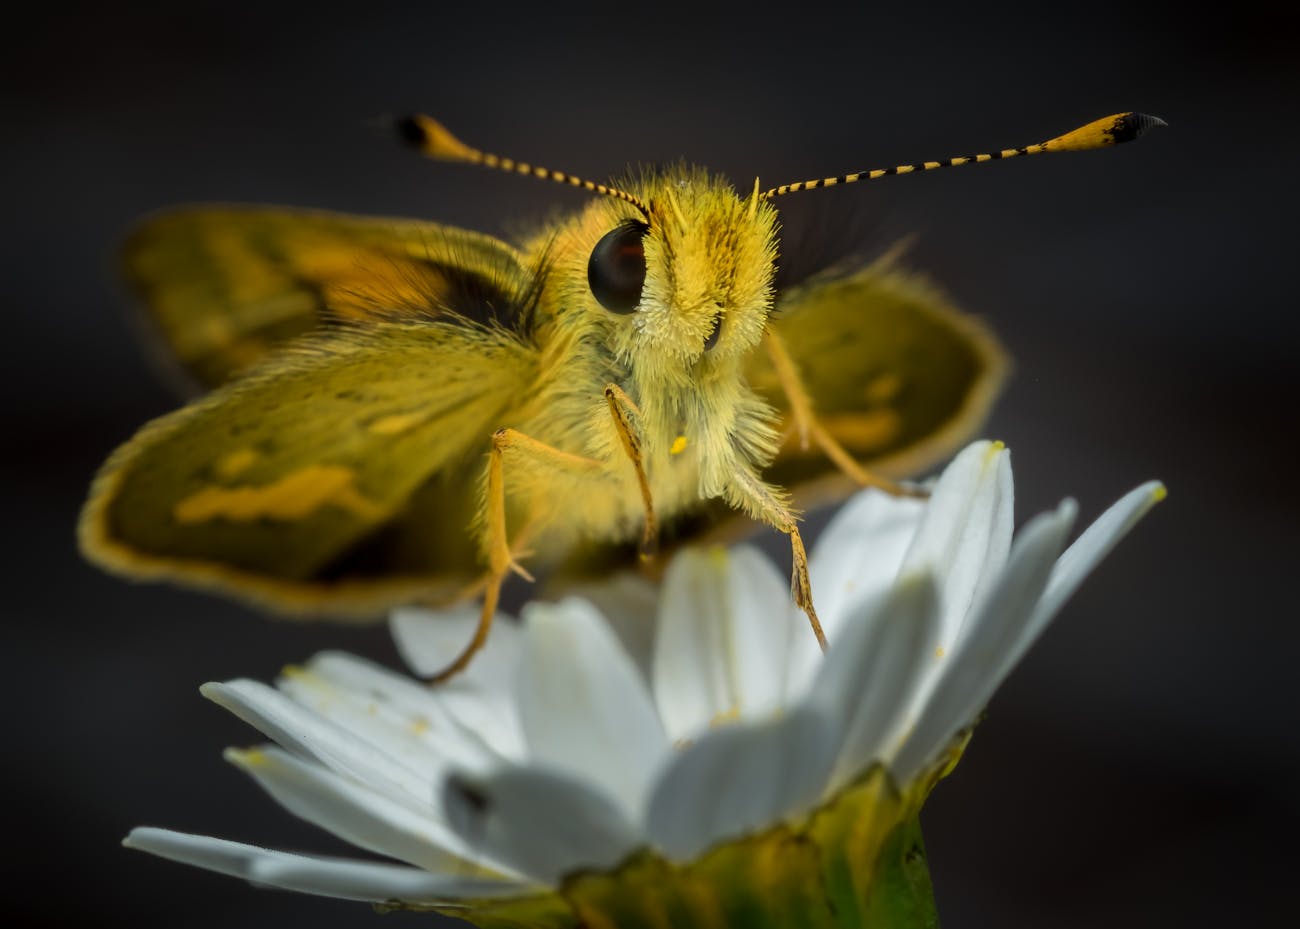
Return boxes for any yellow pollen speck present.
[174,465,383,524]
[1152,484,1168,502]
[226,747,265,767]
[981,439,1007,465]
[710,706,741,728]
[670,435,688,455]
[215,448,260,479]
[934,645,946,659]
[369,412,426,436]
[410,717,431,735]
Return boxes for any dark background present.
[8,4,1297,927]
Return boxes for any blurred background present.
[7,3,1297,927]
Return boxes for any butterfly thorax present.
[508,169,785,543]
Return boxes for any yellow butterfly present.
[79,111,1163,677]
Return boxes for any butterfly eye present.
[588,220,649,314]
[703,303,722,351]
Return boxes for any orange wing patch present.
[173,465,383,524]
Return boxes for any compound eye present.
[588,220,649,314]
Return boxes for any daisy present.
[125,440,1164,927]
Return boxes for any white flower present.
[125,441,1164,927]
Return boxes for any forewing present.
[747,256,1009,510]
[124,207,532,389]
[80,321,538,618]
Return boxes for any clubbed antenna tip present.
[764,110,1168,199]
[395,113,651,219]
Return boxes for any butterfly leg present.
[764,329,926,499]
[604,384,659,560]
[429,428,605,683]
[727,467,828,653]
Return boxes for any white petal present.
[123,827,289,883]
[225,745,511,876]
[123,828,525,902]
[275,665,489,787]
[808,487,927,631]
[653,546,801,741]
[389,605,530,758]
[644,701,838,861]
[390,604,522,692]
[516,598,668,817]
[202,680,433,808]
[304,654,522,763]
[892,502,1075,782]
[285,652,519,776]
[899,440,1013,649]
[558,572,661,680]
[717,546,806,717]
[808,572,941,791]
[1022,481,1166,652]
[442,764,643,885]
[248,855,526,903]
[786,490,927,698]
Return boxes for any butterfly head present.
[579,168,779,380]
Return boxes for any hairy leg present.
[765,329,925,498]
[429,427,605,682]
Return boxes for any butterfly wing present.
[123,206,532,389]
[80,319,539,618]
[748,254,1009,510]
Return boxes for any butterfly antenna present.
[398,114,652,219]
[763,112,1166,199]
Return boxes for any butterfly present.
[79,111,1163,676]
